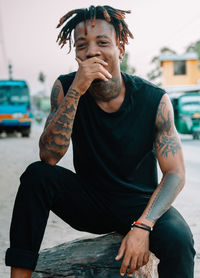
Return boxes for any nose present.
[86,42,101,59]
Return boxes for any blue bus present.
[0,80,33,137]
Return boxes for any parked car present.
[170,92,200,139]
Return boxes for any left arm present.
[138,93,185,225]
[116,94,185,276]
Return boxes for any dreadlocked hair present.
[56,5,134,52]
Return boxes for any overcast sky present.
[0,0,200,95]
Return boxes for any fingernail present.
[115,256,119,260]
[120,273,125,276]
[128,275,133,277]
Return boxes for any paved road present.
[0,123,199,277]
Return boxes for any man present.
[6,5,195,278]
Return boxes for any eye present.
[98,41,109,46]
[76,43,87,49]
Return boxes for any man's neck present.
[88,75,121,102]
[88,74,126,113]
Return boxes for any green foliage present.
[38,72,46,83]
[120,52,136,75]
[186,40,200,60]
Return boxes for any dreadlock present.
[56,5,134,52]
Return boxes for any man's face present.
[74,19,124,76]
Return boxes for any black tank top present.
[58,72,165,206]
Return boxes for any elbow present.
[39,150,58,166]
[164,167,185,192]
[39,137,69,166]
[177,166,185,191]
[179,174,185,192]
[39,146,68,166]
[39,137,60,166]
[172,167,185,191]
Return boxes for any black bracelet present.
[131,221,153,231]
[131,223,151,232]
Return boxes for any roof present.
[162,84,200,93]
[0,80,27,86]
[159,52,198,62]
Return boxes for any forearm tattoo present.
[39,85,80,161]
[146,173,182,222]
[155,102,181,158]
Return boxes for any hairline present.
[74,19,117,43]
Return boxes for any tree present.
[120,52,136,74]
[38,72,46,83]
[8,63,13,80]
[185,40,200,63]
[38,71,46,96]
[147,47,176,85]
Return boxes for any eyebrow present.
[75,35,110,43]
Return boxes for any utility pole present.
[0,2,8,78]
[8,63,13,80]
[38,71,46,96]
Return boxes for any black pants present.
[5,161,195,277]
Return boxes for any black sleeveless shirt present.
[58,72,165,206]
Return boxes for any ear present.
[118,42,125,61]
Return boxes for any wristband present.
[131,223,151,232]
[134,221,153,231]
[131,221,153,232]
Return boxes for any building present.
[159,52,200,94]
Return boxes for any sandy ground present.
[0,122,199,277]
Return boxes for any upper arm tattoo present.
[155,100,181,158]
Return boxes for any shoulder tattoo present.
[155,100,181,158]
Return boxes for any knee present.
[171,225,193,249]
[161,220,195,256]
[20,161,53,187]
[22,161,51,176]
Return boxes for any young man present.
[6,5,195,278]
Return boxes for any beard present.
[89,76,121,102]
[92,78,106,84]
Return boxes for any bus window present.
[0,85,30,105]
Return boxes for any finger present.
[115,240,126,261]
[75,57,82,65]
[120,253,131,276]
[143,252,150,265]
[135,254,143,270]
[89,56,108,66]
[128,257,137,277]
[92,64,112,79]
[99,67,112,79]
[93,72,109,82]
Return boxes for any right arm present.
[39,57,112,165]
[39,79,80,165]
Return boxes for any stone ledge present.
[32,233,159,278]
